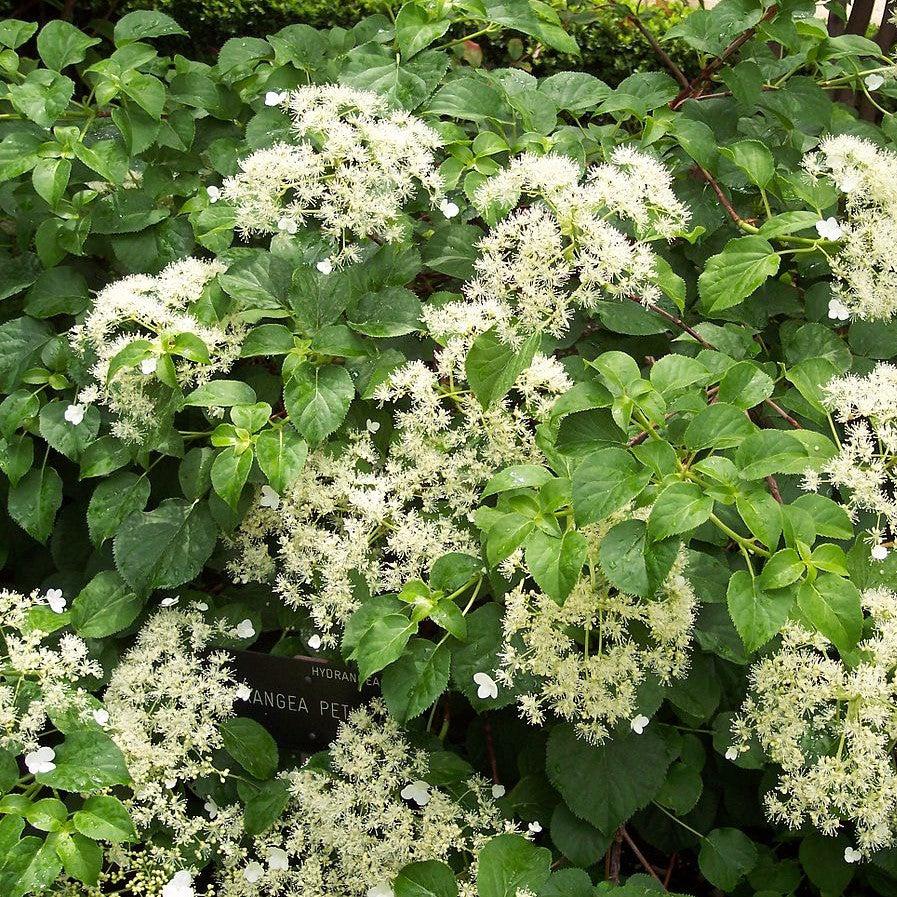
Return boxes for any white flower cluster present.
[216,700,511,897]
[69,257,242,442]
[220,85,443,266]
[498,541,696,744]
[102,608,245,878]
[227,355,568,644]
[733,588,897,854]
[428,150,689,346]
[803,135,897,320]
[806,363,897,548]
[0,588,102,753]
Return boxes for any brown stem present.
[621,827,665,887]
[663,853,677,888]
[607,828,624,883]
[765,475,784,503]
[670,6,779,109]
[695,164,749,227]
[625,14,690,89]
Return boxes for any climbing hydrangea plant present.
[3,1,897,895]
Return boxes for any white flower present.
[204,797,219,818]
[316,259,334,275]
[307,633,322,651]
[160,595,180,608]
[25,746,56,774]
[235,618,255,639]
[64,404,85,425]
[277,216,298,235]
[259,485,281,509]
[840,171,861,193]
[400,779,431,807]
[473,671,499,700]
[365,419,381,433]
[243,862,264,883]
[45,588,66,613]
[725,746,739,761]
[206,185,221,203]
[439,199,460,219]
[140,356,158,375]
[845,846,863,863]
[828,298,851,321]
[367,885,394,897]
[267,847,289,871]
[236,684,252,701]
[93,708,110,726]
[162,871,194,897]
[815,216,843,241]
[164,778,177,789]
[264,90,287,106]
[872,544,889,561]
[630,714,650,735]
[865,73,885,91]
[528,820,543,833]
[195,601,209,611]
[491,784,506,798]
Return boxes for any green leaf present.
[648,482,713,542]
[39,400,100,461]
[54,832,102,886]
[350,613,416,683]
[698,237,781,313]
[211,447,253,510]
[37,20,99,71]
[721,139,775,187]
[0,837,62,897]
[717,361,774,409]
[421,223,483,278]
[71,570,143,638]
[220,717,279,779]
[736,488,782,549]
[797,574,863,654]
[524,529,587,604]
[598,519,679,598]
[241,324,295,357]
[113,499,218,594]
[736,430,812,479]
[546,724,670,834]
[572,447,651,527]
[73,795,136,843]
[381,639,451,723]
[482,465,553,498]
[394,859,458,897]
[726,570,794,653]
[114,10,187,44]
[8,466,63,543]
[550,802,611,868]
[185,380,257,407]
[699,828,758,891]
[0,317,53,392]
[759,549,804,590]
[476,833,553,897]
[8,70,75,128]
[242,778,291,835]
[649,354,710,394]
[465,329,539,410]
[395,3,451,58]
[347,287,422,337]
[255,427,308,494]
[37,731,130,792]
[283,364,354,445]
[87,472,152,546]
[684,403,755,450]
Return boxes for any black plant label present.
[227,650,379,751]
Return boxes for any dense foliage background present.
[2,0,897,896]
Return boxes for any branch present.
[670,5,779,109]
[621,827,665,887]
[625,14,690,89]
